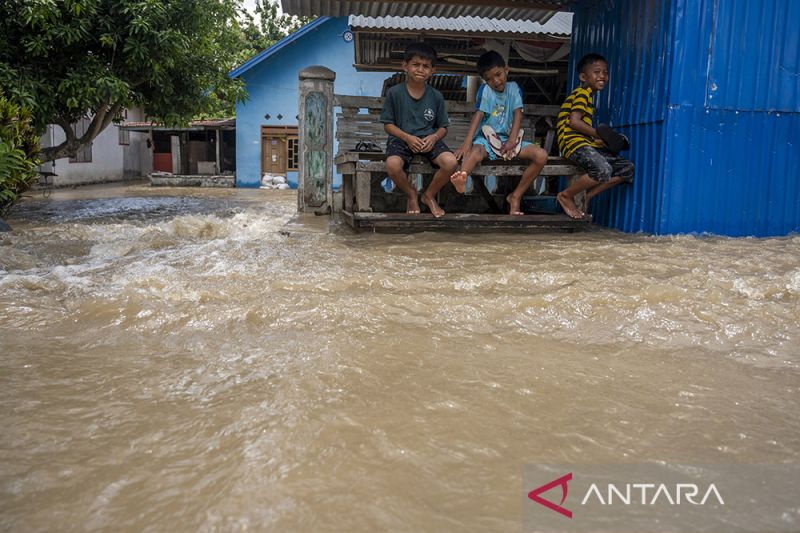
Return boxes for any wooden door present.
[261,136,286,175]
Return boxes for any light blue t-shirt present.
[475,81,524,139]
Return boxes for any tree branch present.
[40,102,123,163]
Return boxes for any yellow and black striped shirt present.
[557,86,604,158]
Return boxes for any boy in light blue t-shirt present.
[451,51,548,215]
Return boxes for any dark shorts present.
[386,137,453,170]
[568,145,635,184]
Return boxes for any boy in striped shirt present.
[556,53,634,219]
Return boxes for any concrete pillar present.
[170,135,181,174]
[298,66,335,212]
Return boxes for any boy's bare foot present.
[450,170,467,193]
[506,193,524,215]
[557,192,584,219]
[406,193,420,214]
[421,193,445,218]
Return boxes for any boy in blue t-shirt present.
[450,51,548,215]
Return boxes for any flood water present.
[1,183,799,531]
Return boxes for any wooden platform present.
[341,210,591,232]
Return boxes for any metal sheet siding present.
[662,107,800,236]
[664,0,800,236]
[570,0,674,232]
[706,0,800,113]
[590,121,666,233]
[668,0,715,107]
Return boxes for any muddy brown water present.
[1,183,799,531]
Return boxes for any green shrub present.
[0,94,40,216]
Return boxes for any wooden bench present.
[333,94,590,231]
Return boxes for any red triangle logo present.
[528,472,573,519]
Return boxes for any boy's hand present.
[418,134,438,153]
[406,135,425,153]
[500,139,518,156]
[454,142,471,162]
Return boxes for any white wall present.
[39,108,149,187]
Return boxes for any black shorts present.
[386,137,453,170]
[568,145,635,184]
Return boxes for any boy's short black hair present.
[404,42,437,66]
[476,50,506,77]
[577,53,608,74]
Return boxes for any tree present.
[0,0,248,163]
[0,93,40,216]
[253,1,312,47]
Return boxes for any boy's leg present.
[450,144,487,193]
[386,155,420,214]
[507,144,548,215]
[557,174,596,218]
[421,150,459,218]
[557,146,613,219]
[583,156,634,212]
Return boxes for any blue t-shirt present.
[475,81,524,139]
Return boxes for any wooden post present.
[466,75,480,103]
[215,129,221,174]
[298,66,335,212]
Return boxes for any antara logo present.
[528,473,725,519]
[528,473,573,518]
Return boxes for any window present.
[118,127,130,145]
[69,117,93,163]
[287,136,299,171]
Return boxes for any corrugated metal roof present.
[281,0,571,23]
[120,119,235,132]
[348,13,572,36]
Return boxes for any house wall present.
[234,17,387,188]
[571,0,800,236]
[40,108,149,187]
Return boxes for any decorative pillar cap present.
[299,66,336,81]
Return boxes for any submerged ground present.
[1,183,798,531]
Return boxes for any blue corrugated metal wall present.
[665,0,800,236]
[570,0,674,233]
[706,0,800,113]
[571,0,800,236]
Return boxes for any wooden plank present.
[355,170,372,212]
[344,211,592,232]
[342,173,354,212]
[333,95,561,120]
[342,160,581,177]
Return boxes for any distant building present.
[39,108,150,187]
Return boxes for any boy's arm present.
[455,111,485,161]
[569,111,599,140]
[384,123,413,145]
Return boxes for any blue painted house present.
[230,17,387,189]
